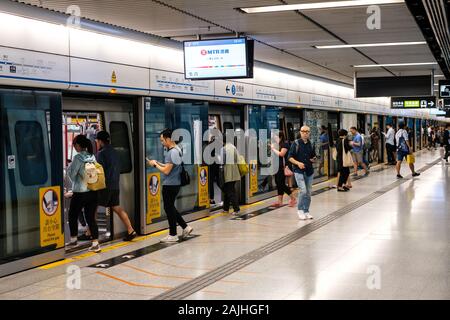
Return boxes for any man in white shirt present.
[383,124,396,165]
[395,122,420,179]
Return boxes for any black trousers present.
[223,181,240,212]
[69,191,98,239]
[386,143,396,163]
[338,167,350,187]
[275,170,291,196]
[162,185,187,236]
[444,145,450,160]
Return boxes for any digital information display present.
[391,96,436,109]
[184,38,249,80]
[438,80,450,99]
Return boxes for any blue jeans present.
[294,172,314,213]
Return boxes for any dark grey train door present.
[0,89,64,277]
[62,97,135,246]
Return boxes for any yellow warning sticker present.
[39,186,64,248]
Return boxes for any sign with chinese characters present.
[391,96,436,109]
[215,80,252,101]
[39,186,64,248]
[184,38,249,80]
[249,160,258,197]
[197,166,209,208]
[146,173,161,224]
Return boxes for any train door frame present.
[138,97,212,235]
[244,104,281,204]
[0,88,64,278]
[62,94,140,245]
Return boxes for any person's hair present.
[398,122,405,129]
[446,124,450,128]
[278,131,286,142]
[321,125,327,131]
[160,128,173,140]
[73,134,93,154]
[95,130,110,144]
[350,126,357,131]
[338,129,348,137]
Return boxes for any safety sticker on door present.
[39,186,64,248]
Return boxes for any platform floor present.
[0,149,449,300]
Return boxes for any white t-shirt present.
[395,129,409,148]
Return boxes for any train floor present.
[0,149,449,300]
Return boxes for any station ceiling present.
[14,0,445,86]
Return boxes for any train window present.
[109,121,132,174]
[14,121,48,186]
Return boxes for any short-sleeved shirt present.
[279,142,289,171]
[162,147,182,186]
[352,133,363,153]
[97,144,121,190]
[319,133,329,150]
[395,129,409,149]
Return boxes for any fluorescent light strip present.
[354,62,438,67]
[240,0,404,14]
[434,75,445,78]
[314,41,426,49]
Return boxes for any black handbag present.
[177,148,190,187]
[180,162,190,186]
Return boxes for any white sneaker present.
[88,243,101,253]
[160,235,179,243]
[182,226,193,239]
[305,213,314,220]
[297,210,307,220]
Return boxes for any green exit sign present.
[404,100,420,108]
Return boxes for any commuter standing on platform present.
[350,127,369,177]
[147,128,193,243]
[288,126,316,220]
[396,122,420,179]
[443,124,450,162]
[96,131,137,241]
[270,131,297,207]
[336,129,353,192]
[218,133,242,216]
[383,123,396,165]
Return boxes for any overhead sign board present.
[183,38,253,80]
[391,96,436,109]
[438,80,450,99]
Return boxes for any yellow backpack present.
[85,162,106,191]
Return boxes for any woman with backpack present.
[270,132,297,207]
[66,134,101,253]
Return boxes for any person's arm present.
[66,155,82,182]
[272,147,288,157]
[310,144,317,162]
[154,161,173,175]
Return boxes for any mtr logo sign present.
[201,49,230,55]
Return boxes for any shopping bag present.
[406,154,415,164]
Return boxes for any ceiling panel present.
[13,0,443,85]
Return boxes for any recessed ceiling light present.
[239,0,404,14]
[353,62,438,67]
[314,41,426,49]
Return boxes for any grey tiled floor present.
[1,149,448,300]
